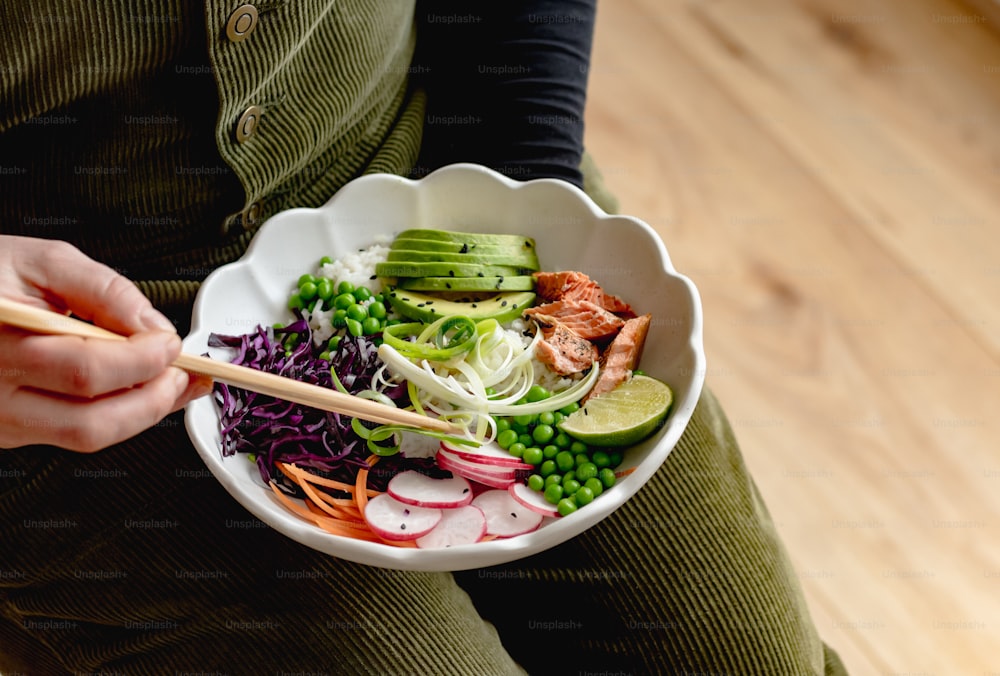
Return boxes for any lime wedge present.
[559,375,673,447]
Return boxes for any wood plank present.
[584,0,1000,672]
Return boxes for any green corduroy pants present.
[0,380,848,674]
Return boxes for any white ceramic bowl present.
[183,163,705,571]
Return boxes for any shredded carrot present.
[354,455,379,517]
[277,461,378,496]
[614,467,637,479]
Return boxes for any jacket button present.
[243,201,262,227]
[226,5,259,42]
[234,105,263,143]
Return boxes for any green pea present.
[287,294,304,311]
[553,411,565,425]
[332,309,347,328]
[562,470,576,484]
[544,474,563,488]
[562,479,581,495]
[298,281,318,301]
[532,424,555,445]
[316,278,335,301]
[555,451,575,473]
[334,293,356,310]
[362,316,381,335]
[557,498,578,516]
[525,384,550,402]
[368,301,388,319]
[319,256,333,266]
[538,411,556,426]
[592,451,612,468]
[337,280,355,295]
[298,273,318,287]
[353,286,372,302]
[576,462,598,482]
[497,429,519,450]
[609,451,624,468]
[584,477,604,497]
[513,413,536,428]
[542,444,559,459]
[318,350,331,362]
[511,421,530,435]
[327,336,342,351]
[543,484,564,505]
[560,402,580,416]
[554,432,572,449]
[522,446,544,466]
[570,441,589,455]
[345,318,363,337]
[347,303,368,322]
[574,486,594,506]
[575,453,589,468]
[598,468,616,489]
[495,418,511,434]
[539,460,557,477]
[527,474,545,492]
[508,442,526,459]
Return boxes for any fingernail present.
[142,307,177,333]
[190,375,214,398]
[174,368,191,391]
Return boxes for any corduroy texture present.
[0,0,424,285]
[0,389,846,674]
[1,0,848,672]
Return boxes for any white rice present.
[316,235,393,294]
[301,239,392,346]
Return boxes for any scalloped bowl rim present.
[183,163,706,571]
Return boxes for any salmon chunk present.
[584,313,652,401]
[534,323,599,376]
[532,271,635,317]
[523,299,625,342]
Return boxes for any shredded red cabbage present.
[208,317,409,494]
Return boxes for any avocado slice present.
[396,275,536,292]
[391,237,536,257]
[386,288,536,324]
[376,261,534,278]
[395,229,536,250]
[386,248,539,269]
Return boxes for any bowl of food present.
[183,163,705,571]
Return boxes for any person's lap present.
[0,384,846,674]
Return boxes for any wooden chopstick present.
[0,297,459,434]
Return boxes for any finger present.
[20,240,175,335]
[1,367,192,453]
[168,374,215,413]
[14,330,182,399]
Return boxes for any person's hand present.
[0,236,211,452]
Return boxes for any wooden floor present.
[584,0,1000,672]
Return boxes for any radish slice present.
[363,494,442,541]
[509,482,560,518]
[436,452,521,490]
[440,440,534,468]
[416,505,487,549]
[387,471,474,508]
[436,448,528,479]
[472,489,544,538]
